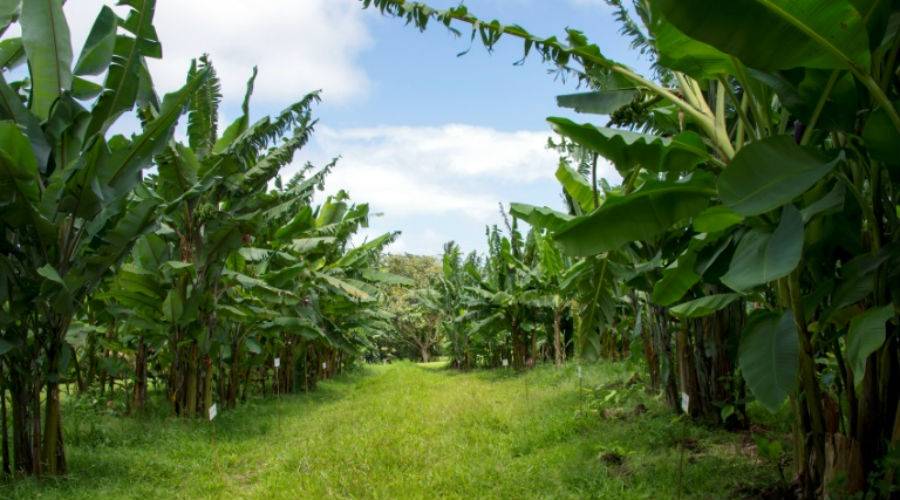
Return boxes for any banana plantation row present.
[367,1,900,498]
[1,0,899,499]
[0,0,417,477]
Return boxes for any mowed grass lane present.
[4,361,775,499]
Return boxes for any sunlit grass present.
[3,361,776,499]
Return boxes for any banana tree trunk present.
[167,326,184,417]
[41,336,66,475]
[853,336,899,494]
[71,348,86,394]
[649,304,678,408]
[131,337,147,415]
[40,382,65,475]
[553,308,564,369]
[1,375,7,476]
[226,341,239,409]
[9,362,34,475]
[203,356,214,415]
[285,336,296,393]
[185,344,199,419]
[783,274,826,495]
[511,317,526,370]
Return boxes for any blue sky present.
[66,0,647,256]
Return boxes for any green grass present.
[3,361,776,499]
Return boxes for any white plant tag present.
[274,357,280,368]
[577,366,582,378]
[322,362,327,370]
[681,392,690,414]
[208,404,217,421]
[502,359,509,367]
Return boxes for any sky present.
[63,0,648,257]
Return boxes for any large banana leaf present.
[653,0,870,71]
[0,120,39,205]
[555,160,595,212]
[719,136,843,216]
[650,7,738,80]
[554,171,716,256]
[651,249,700,306]
[87,0,158,136]
[750,69,858,133]
[81,197,160,287]
[508,203,572,231]
[73,6,116,76]
[186,56,221,160]
[556,89,637,115]
[20,0,71,119]
[99,68,209,197]
[862,105,900,166]
[274,206,314,243]
[846,305,895,387]
[0,0,20,34]
[319,273,372,301]
[720,206,803,292]
[693,205,743,233]
[669,293,741,318]
[0,37,25,71]
[0,73,47,167]
[548,117,708,177]
[739,309,798,412]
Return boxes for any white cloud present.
[310,124,561,223]
[65,0,372,105]
[304,123,581,255]
[327,164,498,220]
[316,124,558,186]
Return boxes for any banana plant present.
[136,55,323,417]
[0,0,203,474]
[424,241,476,368]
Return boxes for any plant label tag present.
[577,366,582,378]
[502,359,508,367]
[681,392,690,414]
[274,357,280,368]
[322,362,327,370]
[208,404,217,421]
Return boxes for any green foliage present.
[554,171,715,256]
[376,253,443,361]
[718,136,842,217]
[738,310,798,412]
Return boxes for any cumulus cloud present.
[327,165,499,220]
[317,124,559,183]
[304,123,621,255]
[310,124,562,222]
[64,0,372,104]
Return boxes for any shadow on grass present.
[61,368,372,451]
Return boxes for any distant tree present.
[379,254,442,362]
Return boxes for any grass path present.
[5,361,774,499]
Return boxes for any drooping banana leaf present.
[718,135,843,217]
[739,309,798,412]
[720,206,803,292]
[653,0,870,71]
[548,117,709,177]
[554,170,716,256]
